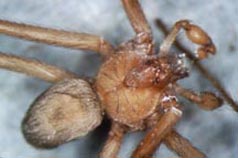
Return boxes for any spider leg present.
[174,84,223,110]
[132,106,182,158]
[0,52,76,83]
[121,0,151,35]
[121,0,153,55]
[155,19,238,112]
[100,122,125,158]
[164,130,205,158]
[147,111,205,158]
[159,20,216,60]
[0,20,114,56]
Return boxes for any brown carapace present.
[0,0,225,158]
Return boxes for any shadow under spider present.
[78,118,111,158]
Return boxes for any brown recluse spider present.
[0,0,236,158]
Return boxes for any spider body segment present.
[0,0,226,158]
[96,33,188,131]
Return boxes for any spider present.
[0,0,226,158]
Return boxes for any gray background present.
[0,0,237,158]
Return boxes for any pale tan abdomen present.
[96,52,161,128]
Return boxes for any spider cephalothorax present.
[96,36,188,131]
[0,0,230,158]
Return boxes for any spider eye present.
[22,79,102,148]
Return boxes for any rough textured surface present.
[0,0,237,158]
[22,79,102,148]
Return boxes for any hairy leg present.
[121,0,151,34]
[121,0,153,55]
[0,52,76,82]
[132,106,182,158]
[146,110,205,158]
[100,122,125,158]
[0,20,114,56]
[155,19,238,112]
[174,84,223,110]
[164,130,205,158]
[159,20,215,59]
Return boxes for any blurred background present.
[0,0,237,158]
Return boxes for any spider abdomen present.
[22,79,102,148]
